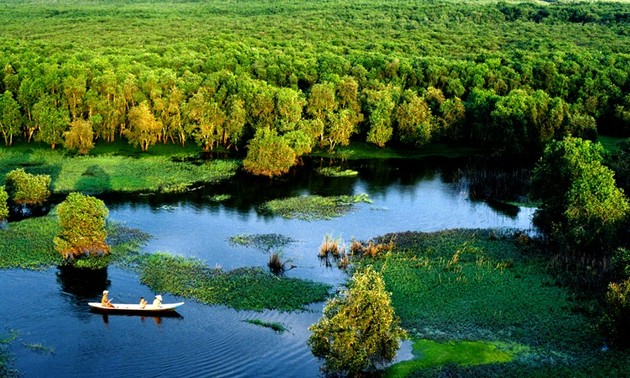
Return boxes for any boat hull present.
[88,302,184,313]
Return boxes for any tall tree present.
[32,95,70,149]
[0,90,21,146]
[64,118,94,155]
[308,266,407,376]
[125,102,162,152]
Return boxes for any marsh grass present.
[0,144,239,195]
[229,233,296,253]
[259,193,371,221]
[244,319,288,333]
[319,235,343,258]
[356,229,621,376]
[385,338,516,376]
[138,253,330,311]
[0,215,150,270]
[268,252,289,275]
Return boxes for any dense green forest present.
[0,0,628,174]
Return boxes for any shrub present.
[0,186,8,221]
[601,278,630,349]
[308,266,407,375]
[5,168,51,205]
[53,192,110,260]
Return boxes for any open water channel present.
[0,157,535,377]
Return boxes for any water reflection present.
[57,265,110,299]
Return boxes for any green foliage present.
[316,166,358,177]
[0,90,21,146]
[138,253,330,311]
[125,102,162,152]
[531,137,629,257]
[0,186,8,221]
[259,193,371,221]
[5,168,51,205]
[308,266,407,375]
[243,128,296,177]
[53,192,109,260]
[63,118,94,155]
[601,278,630,349]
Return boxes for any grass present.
[312,142,486,160]
[351,229,630,376]
[385,339,516,377]
[0,214,151,270]
[0,143,239,195]
[229,233,296,253]
[138,253,330,311]
[259,193,371,221]
[244,319,288,333]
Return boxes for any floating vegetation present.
[259,193,371,221]
[244,319,288,333]
[22,342,55,355]
[229,233,296,252]
[139,253,330,311]
[316,167,359,177]
[207,194,231,202]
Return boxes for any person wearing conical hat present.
[101,290,114,308]
[152,294,162,308]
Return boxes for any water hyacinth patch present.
[244,319,288,333]
[316,167,359,177]
[259,193,371,221]
[138,253,330,311]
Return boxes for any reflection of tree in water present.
[450,157,533,203]
[56,265,110,299]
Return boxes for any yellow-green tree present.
[308,266,407,375]
[243,128,296,177]
[125,101,162,151]
[54,192,109,260]
[5,168,51,206]
[63,118,94,155]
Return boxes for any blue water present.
[0,158,535,377]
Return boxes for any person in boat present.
[152,295,162,307]
[139,297,147,309]
[101,290,114,308]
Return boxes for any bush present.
[53,192,110,260]
[0,186,8,221]
[5,168,51,205]
[308,266,407,375]
[601,278,630,349]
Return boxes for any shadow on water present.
[56,265,110,300]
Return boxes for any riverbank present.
[346,229,630,377]
[0,142,239,195]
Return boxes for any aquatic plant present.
[244,319,288,333]
[318,234,343,258]
[259,193,371,221]
[22,342,55,355]
[268,252,287,275]
[316,167,359,177]
[229,233,296,252]
[139,253,330,311]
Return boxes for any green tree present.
[243,128,296,177]
[0,90,21,146]
[32,95,70,149]
[531,137,629,257]
[363,86,397,147]
[308,266,407,376]
[64,118,94,155]
[0,186,8,221]
[5,168,51,205]
[125,101,162,151]
[53,192,109,260]
[395,90,433,146]
[601,278,630,348]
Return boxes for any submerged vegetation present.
[229,233,296,253]
[138,253,330,311]
[260,193,371,221]
[244,319,288,333]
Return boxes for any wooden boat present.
[88,302,184,313]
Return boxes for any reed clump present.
[319,235,343,258]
